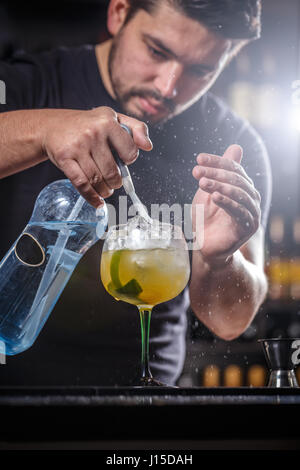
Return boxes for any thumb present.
[222,144,243,164]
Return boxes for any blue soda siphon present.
[0,179,108,355]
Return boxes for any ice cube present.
[106,215,176,251]
[128,214,152,231]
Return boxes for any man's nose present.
[154,62,183,99]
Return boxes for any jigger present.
[258,338,300,387]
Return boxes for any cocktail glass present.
[100,216,190,386]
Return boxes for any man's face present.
[108,2,232,125]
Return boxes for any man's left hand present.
[191,144,261,264]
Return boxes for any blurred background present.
[0,0,300,387]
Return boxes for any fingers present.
[90,118,139,191]
[90,132,123,190]
[193,146,261,217]
[91,114,151,191]
[107,121,140,165]
[75,151,115,197]
[192,165,261,205]
[198,176,259,219]
[47,106,153,207]
[192,145,261,232]
[195,150,254,186]
[91,110,151,189]
[59,159,105,209]
[222,144,243,164]
[212,191,260,232]
[117,113,153,151]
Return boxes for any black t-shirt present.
[0,45,272,386]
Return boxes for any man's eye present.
[148,46,166,60]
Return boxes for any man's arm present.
[0,108,152,207]
[0,109,50,176]
[189,226,268,340]
[189,144,270,341]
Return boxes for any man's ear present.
[107,0,131,36]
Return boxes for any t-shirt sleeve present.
[0,50,46,112]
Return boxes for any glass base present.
[133,376,178,387]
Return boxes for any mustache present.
[122,88,176,113]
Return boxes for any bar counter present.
[0,386,300,450]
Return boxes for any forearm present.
[0,109,70,178]
[0,106,152,207]
[189,249,268,341]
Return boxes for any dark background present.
[0,0,300,387]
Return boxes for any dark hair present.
[124,0,262,41]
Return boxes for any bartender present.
[0,0,271,386]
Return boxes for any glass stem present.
[138,307,153,381]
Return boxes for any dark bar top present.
[1,387,300,450]
[0,385,300,406]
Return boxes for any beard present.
[108,32,176,126]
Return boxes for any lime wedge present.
[116,278,143,296]
[108,249,143,300]
[110,250,122,289]
[107,279,142,302]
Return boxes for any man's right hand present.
[42,106,153,208]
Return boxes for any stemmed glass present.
[100,216,190,386]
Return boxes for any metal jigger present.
[258,338,300,387]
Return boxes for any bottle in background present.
[247,364,267,387]
[266,215,290,300]
[202,364,220,387]
[224,364,243,387]
[289,217,300,300]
